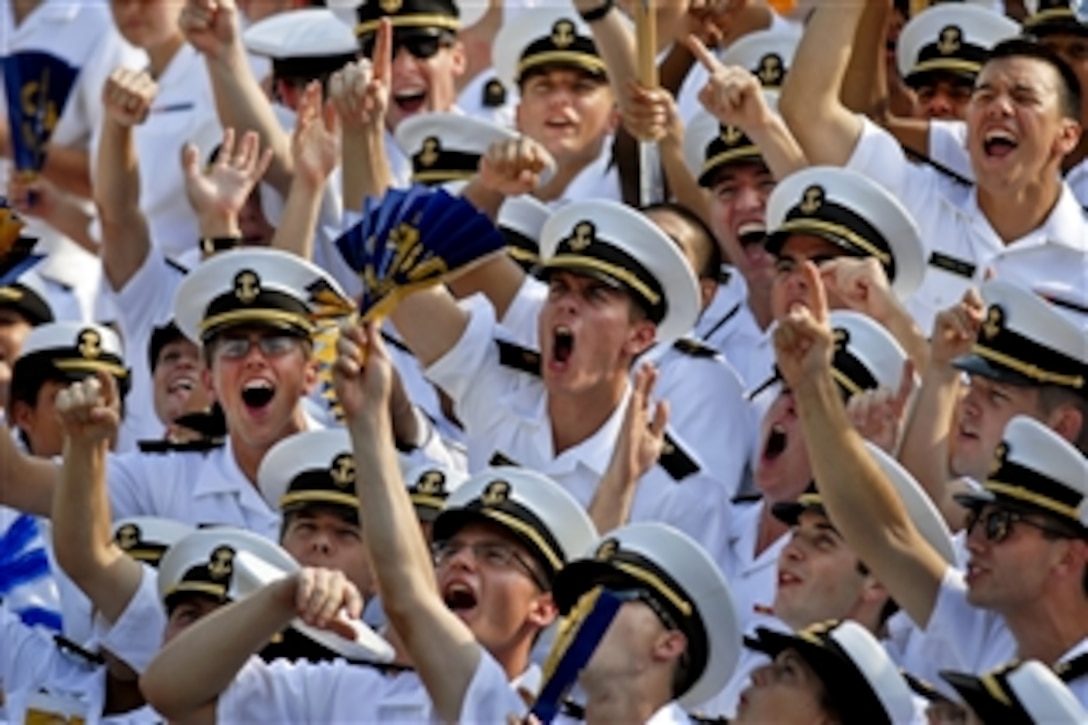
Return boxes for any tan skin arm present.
[777,0,867,166]
[774,261,948,628]
[335,322,482,724]
[52,374,143,625]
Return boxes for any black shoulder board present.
[496,339,542,376]
[702,303,742,341]
[489,451,521,467]
[483,78,507,108]
[1056,653,1088,683]
[164,256,189,275]
[381,330,413,355]
[731,492,763,505]
[927,251,977,279]
[560,699,586,720]
[54,633,105,666]
[673,337,719,358]
[138,438,225,454]
[689,713,730,724]
[657,433,700,481]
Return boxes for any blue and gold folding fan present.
[336,184,507,321]
[2,51,79,175]
[0,199,40,282]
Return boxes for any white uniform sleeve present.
[218,656,382,722]
[424,294,519,434]
[0,607,90,695]
[106,452,159,521]
[109,245,183,338]
[498,276,547,349]
[844,115,911,199]
[91,565,166,674]
[459,651,528,724]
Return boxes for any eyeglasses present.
[964,506,1074,544]
[214,334,301,361]
[432,539,547,589]
[358,31,451,61]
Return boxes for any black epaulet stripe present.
[1056,653,1088,683]
[164,257,189,275]
[673,337,720,359]
[54,633,105,666]
[701,303,742,342]
[927,251,977,279]
[731,493,763,505]
[689,713,731,724]
[658,433,700,481]
[496,339,542,377]
[560,699,586,720]
[381,330,413,355]
[490,451,521,467]
[903,146,974,187]
[137,438,225,454]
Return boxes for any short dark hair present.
[987,38,1082,120]
[640,202,723,281]
[517,65,608,91]
[1037,384,1088,455]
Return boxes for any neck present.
[755,503,788,558]
[748,286,774,331]
[230,408,308,485]
[103,671,146,716]
[535,138,608,202]
[11,0,41,26]
[147,36,186,79]
[1004,594,1088,666]
[582,674,671,725]
[976,174,1062,243]
[547,377,627,455]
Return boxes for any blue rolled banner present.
[2,50,79,173]
[530,587,625,724]
[335,184,506,320]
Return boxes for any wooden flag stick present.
[634,0,658,206]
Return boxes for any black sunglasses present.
[611,588,679,631]
[358,31,451,61]
[964,506,1075,544]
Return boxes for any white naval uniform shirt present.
[0,606,159,725]
[461,649,699,724]
[719,500,789,636]
[694,268,772,393]
[428,294,734,552]
[542,138,624,210]
[134,44,223,263]
[501,276,751,501]
[104,425,324,540]
[106,244,184,448]
[218,650,540,723]
[849,117,1088,333]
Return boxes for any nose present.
[391,46,421,76]
[733,184,763,213]
[310,529,332,555]
[781,538,804,562]
[749,664,773,686]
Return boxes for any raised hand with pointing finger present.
[328,19,392,133]
[687,35,775,132]
[773,260,835,389]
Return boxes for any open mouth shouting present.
[981,128,1018,161]
[736,221,767,248]
[761,423,788,464]
[393,87,428,115]
[547,325,576,374]
[441,579,480,621]
[240,378,275,414]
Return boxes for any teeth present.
[738,222,766,237]
[556,325,572,336]
[772,423,785,434]
[985,130,1016,143]
[243,380,272,391]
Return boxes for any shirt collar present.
[967,182,1088,250]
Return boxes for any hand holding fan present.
[336,184,507,322]
[0,199,40,282]
[2,51,79,176]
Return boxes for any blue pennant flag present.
[2,50,79,173]
[531,587,625,724]
[335,184,506,320]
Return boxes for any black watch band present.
[200,236,243,256]
[579,0,614,23]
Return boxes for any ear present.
[1046,403,1083,446]
[10,398,34,433]
[449,40,467,78]
[528,591,559,629]
[515,101,526,133]
[858,574,889,608]
[201,364,217,400]
[625,318,657,357]
[301,356,319,395]
[606,104,621,135]
[1056,118,1082,158]
[698,277,718,311]
[1053,537,1088,585]
[652,628,688,666]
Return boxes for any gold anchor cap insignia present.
[330,453,356,489]
[77,328,102,359]
[208,545,235,581]
[419,136,440,167]
[417,470,446,494]
[481,479,511,506]
[595,537,619,561]
[234,270,260,305]
[937,25,962,56]
[721,125,743,146]
[551,19,576,48]
[568,221,595,252]
[982,305,1004,340]
[379,0,403,14]
[116,523,140,549]
[756,53,784,86]
[799,185,825,215]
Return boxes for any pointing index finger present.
[686,34,721,73]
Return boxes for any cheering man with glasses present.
[0,248,359,541]
[770,259,1088,707]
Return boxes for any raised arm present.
[6,175,96,254]
[335,322,482,724]
[52,374,142,625]
[95,68,156,292]
[774,261,947,628]
[588,363,668,533]
[329,20,393,213]
[179,0,294,195]
[388,285,470,369]
[839,0,931,159]
[270,83,340,260]
[142,567,361,721]
[777,0,867,166]
[182,127,274,257]
[688,36,808,180]
[898,289,986,531]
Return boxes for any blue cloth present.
[0,507,61,632]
